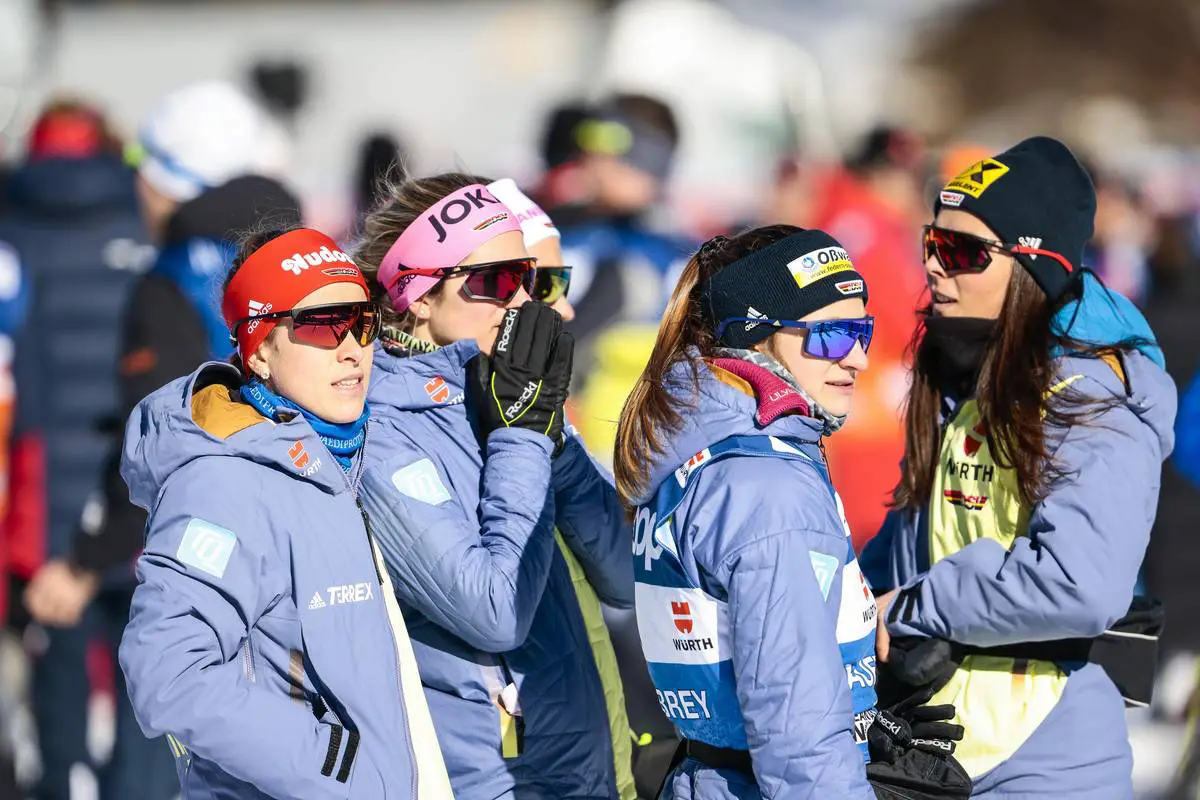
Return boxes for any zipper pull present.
[356,498,385,585]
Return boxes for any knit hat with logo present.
[934,136,1095,301]
[705,228,868,349]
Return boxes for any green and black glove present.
[467,302,574,451]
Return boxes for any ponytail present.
[613,225,800,511]
[614,252,712,507]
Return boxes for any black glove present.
[867,710,972,799]
[868,749,972,800]
[466,302,574,450]
[876,638,964,754]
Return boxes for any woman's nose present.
[840,339,869,372]
[508,287,531,308]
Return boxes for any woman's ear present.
[245,341,272,383]
[409,293,435,321]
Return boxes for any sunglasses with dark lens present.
[233,301,383,349]
[533,267,572,305]
[922,225,1075,275]
[394,258,537,304]
[713,315,875,361]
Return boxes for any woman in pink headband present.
[353,173,637,799]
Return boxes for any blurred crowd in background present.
[0,0,1199,798]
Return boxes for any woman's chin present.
[816,392,854,420]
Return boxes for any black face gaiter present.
[920,315,996,398]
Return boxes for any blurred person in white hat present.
[131,80,291,240]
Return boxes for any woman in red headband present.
[117,227,453,799]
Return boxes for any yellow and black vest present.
[926,395,1072,778]
[924,361,1114,778]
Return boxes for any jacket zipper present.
[240,639,256,682]
[347,425,420,799]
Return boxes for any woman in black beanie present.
[861,136,1175,798]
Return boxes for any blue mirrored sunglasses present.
[714,316,874,361]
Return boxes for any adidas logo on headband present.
[281,246,354,276]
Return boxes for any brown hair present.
[894,265,1135,509]
[353,171,492,332]
[613,224,799,509]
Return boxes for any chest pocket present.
[927,398,1068,778]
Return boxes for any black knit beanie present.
[705,229,868,349]
[934,136,1095,301]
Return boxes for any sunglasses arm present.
[1008,245,1074,273]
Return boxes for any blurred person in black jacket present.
[353,130,406,223]
[0,98,155,800]
[19,83,299,800]
[539,93,695,797]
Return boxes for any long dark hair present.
[894,265,1135,509]
[613,224,798,509]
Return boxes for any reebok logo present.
[744,307,767,331]
[307,591,327,610]
[505,381,539,420]
[281,246,353,276]
[876,712,904,738]
[1018,236,1042,259]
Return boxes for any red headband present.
[222,228,369,368]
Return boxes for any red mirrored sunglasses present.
[392,258,536,303]
[922,225,1074,276]
[232,301,382,349]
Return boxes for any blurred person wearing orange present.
[1086,167,1154,306]
[804,126,929,549]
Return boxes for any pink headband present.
[378,183,522,313]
